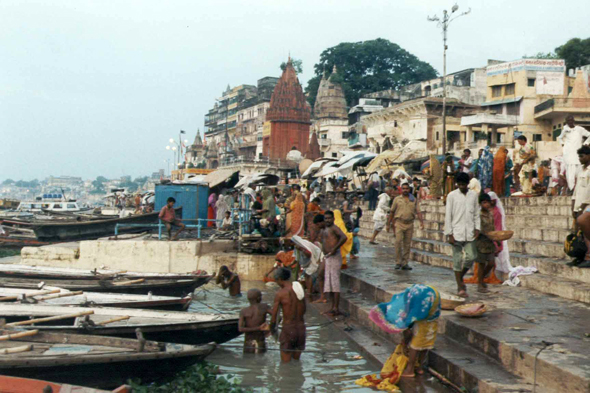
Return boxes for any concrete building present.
[46,176,83,187]
[264,58,312,160]
[313,66,349,159]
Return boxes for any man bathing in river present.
[311,214,328,304]
[239,289,270,354]
[319,210,348,316]
[215,265,241,297]
[271,267,306,363]
[158,197,185,241]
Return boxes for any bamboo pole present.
[0,289,61,302]
[37,291,83,301]
[6,311,94,327]
[427,367,464,393]
[0,329,39,341]
[0,345,33,354]
[111,278,145,286]
[95,316,130,326]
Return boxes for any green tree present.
[133,176,148,184]
[305,38,438,108]
[523,52,559,59]
[280,58,303,74]
[96,176,108,183]
[2,179,15,185]
[556,38,590,70]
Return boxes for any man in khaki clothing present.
[387,183,424,270]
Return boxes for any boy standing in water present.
[215,265,241,297]
[319,210,347,316]
[239,289,270,354]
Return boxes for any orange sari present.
[492,147,508,197]
[286,193,305,238]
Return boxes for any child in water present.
[239,289,271,353]
[215,265,241,297]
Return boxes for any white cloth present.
[573,165,590,212]
[468,178,481,194]
[488,192,512,273]
[560,124,589,190]
[292,281,305,301]
[291,235,323,276]
[549,156,565,189]
[372,193,391,222]
[243,187,256,208]
[443,189,481,242]
[462,156,473,173]
[503,266,538,287]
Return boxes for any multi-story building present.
[46,176,83,187]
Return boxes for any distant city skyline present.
[2,0,588,181]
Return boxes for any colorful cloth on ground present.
[355,343,408,392]
[369,285,441,334]
[492,146,508,197]
[324,253,342,292]
[478,146,494,190]
[207,193,217,228]
[429,155,443,198]
[504,266,538,286]
[333,209,353,266]
[286,193,305,238]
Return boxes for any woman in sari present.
[207,193,217,228]
[442,156,457,200]
[504,154,514,197]
[477,146,494,191]
[215,195,230,226]
[285,193,305,238]
[333,209,353,269]
[492,147,508,197]
[428,155,443,199]
[369,284,441,378]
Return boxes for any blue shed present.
[155,184,209,222]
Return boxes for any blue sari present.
[369,285,441,334]
[477,146,494,190]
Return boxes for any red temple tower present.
[263,58,311,160]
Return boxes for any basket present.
[454,303,487,317]
[486,230,514,242]
[440,293,466,310]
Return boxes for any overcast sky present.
[1,0,588,182]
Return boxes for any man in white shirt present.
[571,146,590,267]
[558,115,590,191]
[460,149,473,174]
[369,187,393,245]
[444,172,481,297]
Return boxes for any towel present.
[292,281,305,301]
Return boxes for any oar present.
[111,278,145,286]
[0,329,39,341]
[36,291,83,301]
[95,316,130,326]
[6,311,94,327]
[0,289,61,302]
[0,345,33,354]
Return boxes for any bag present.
[564,231,587,260]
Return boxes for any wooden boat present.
[0,264,212,297]
[0,375,130,392]
[0,288,192,311]
[0,304,239,345]
[0,328,215,389]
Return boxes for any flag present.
[180,130,186,134]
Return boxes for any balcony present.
[318,138,331,147]
[461,113,518,127]
[534,98,590,119]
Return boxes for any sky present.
[1,0,588,182]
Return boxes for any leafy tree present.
[305,38,438,108]
[556,38,590,70]
[133,176,148,184]
[280,58,303,74]
[523,52,559,59]
[92,180,105,191]
[2,179,15,185]
[96,176,108,183]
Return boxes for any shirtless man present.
[311,214,328,303]
[270,267,306,363]
[215,265,241,297]
[158,197,185,241]
[319,210,347,316]
[239,289,270,354]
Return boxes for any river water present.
[190,281,447,393]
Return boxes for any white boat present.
[16,193,82,213]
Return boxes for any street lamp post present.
[428,4,471,154]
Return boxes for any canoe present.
[0,375,130,392]
[0,328,215,389]
[0,265,212,297]
[0,304,240,345]
[0,288,192,311]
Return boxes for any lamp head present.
[452,3,459,13]
[166,146,171,150]
[169,138,175,143]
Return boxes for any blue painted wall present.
[155,184,209,222]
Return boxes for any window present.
[568,86,573,95]
[489,104,503,114]
[506,103,520,116]
[505,83,515,96]
[341,132,349,139]
[533,134,543,142]
[67,204,77,209]
[436,132,440,141]
[492,85,502,98]
[332,153,338,158]
[53,204,63,209]
[528,78,535,87]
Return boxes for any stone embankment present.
[338,196,590,393]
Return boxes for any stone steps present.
[340,256,590,393]
[420,212,574,230]
[421,204,572,217]
[339,290,538,393]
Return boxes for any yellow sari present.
[333,209,353,268]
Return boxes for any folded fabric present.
[292,281,305,300]
[355,343,407,392]
[503,266,538,287]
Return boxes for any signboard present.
[486,59,565,77]
[536,71,565,95]
[262,121,271,137]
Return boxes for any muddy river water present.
[190,280,447,393]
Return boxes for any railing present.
[534,98,555,113]
[534,97,590,114]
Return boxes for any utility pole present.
[428,4,470,154]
